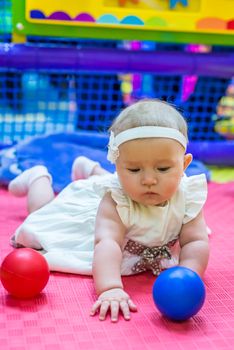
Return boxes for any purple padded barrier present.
[0,44,234,77]
[187,141,234,166]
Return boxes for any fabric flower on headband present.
[107,131,119,163]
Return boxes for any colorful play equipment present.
[0,0,234,166]
[12,0,234,45]
[214,78,234,140]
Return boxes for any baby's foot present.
[8,165,52,197]
[71,156,100,181]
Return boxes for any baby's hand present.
[90,288,137,322]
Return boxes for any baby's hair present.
[109,99,188,142]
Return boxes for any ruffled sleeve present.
[182,174,208,224]
[110,188,131,227]
[92,173,130,226]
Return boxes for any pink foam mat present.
[1,181,234,350]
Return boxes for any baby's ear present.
[183,153,193,171]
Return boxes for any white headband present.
[107,126,187,163]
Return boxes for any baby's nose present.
[141,172,157,186]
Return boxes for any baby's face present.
[115,138,192,206]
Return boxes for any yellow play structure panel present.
[25,0,234,33]
[12,0,234,44]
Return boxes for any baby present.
[9,99,209,322]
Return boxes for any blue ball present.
[152,266,206,321]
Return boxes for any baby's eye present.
[127,168,140,173]
[158,167,170,172]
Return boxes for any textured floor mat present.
[0,182,234,349]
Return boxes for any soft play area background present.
[1,0,234,349]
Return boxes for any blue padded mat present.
[0,132,210,193]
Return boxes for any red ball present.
[0,248,50,299]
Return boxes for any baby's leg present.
[8,165,54,213]
[27,176,54,213]
[71,156,110,181]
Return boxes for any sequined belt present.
[124,238,178,276]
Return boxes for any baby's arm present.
[90,193,137,322]
[179,210,209,277]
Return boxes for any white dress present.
[14,173,207,276]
